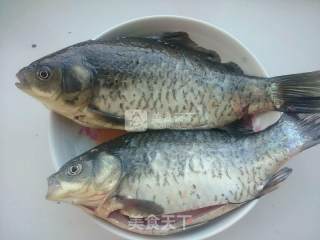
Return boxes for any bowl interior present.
[49,16,268,240]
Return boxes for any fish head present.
[46,150,122,207]
[16,61,63,100]
[16,45,93,109]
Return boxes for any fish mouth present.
[15,81,26,89]
[46,188,62,201]
[15,67,30,90]
[46,177,64,201]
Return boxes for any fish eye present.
[37,66,51,80]
[67,163,82,176]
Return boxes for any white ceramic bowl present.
[49,16,270,240]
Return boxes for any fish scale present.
[84,37,267,129]
[94,118,301,215]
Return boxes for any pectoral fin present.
[118,197,164,218]
[95,197,124,218]
[88,104,125,124]
[95,196,164,219]
[222,118,255,135]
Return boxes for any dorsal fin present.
[146,32,244,75]
[147,32,221,63]
[222,62,244,75]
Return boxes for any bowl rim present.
[48,15,268,240]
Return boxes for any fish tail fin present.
[287,113,320,150]
[270,71,320,112]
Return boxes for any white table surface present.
[1,1,320,239]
